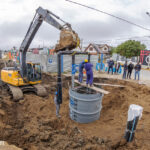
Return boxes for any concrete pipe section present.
[69,87,103,123]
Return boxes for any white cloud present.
[0,0,150,49]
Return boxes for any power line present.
[82,35,150,43]
[82,38,150,49]
[83,40,150,45]
[66,0,150,32]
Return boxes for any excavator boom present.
[19,6,80,79]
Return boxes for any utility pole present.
[145,12,150,65]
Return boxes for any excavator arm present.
[19,6,79,79]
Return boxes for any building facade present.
[84,43,111,55]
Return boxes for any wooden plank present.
[63,74,71,77]
[94,83,125,88]
[74,80,109,94]
[73,85,83,90]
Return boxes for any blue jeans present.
[108,66,113,74]
[122,70,127,79]
[78,72,83,83]
[135,71,140,80]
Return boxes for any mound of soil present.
[0,73,150,150]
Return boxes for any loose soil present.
[0,73,150,150]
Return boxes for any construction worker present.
[54,92,60,118]
[84,59,93,86]
[78,61,85,83]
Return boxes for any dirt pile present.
[0,94,111,150]
[0,74,150,149]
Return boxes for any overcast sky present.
[0,0,150,50]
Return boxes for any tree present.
[115,40,146,58]
[109,47,116,56]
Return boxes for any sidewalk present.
[94,70,150,87]
[64,70,150,87]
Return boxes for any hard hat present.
[55,91,58,95]
[84,59,88,63]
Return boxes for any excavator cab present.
[26,63,42,82]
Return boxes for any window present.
[104,47,108,51]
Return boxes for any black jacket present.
[128,64,134,71]
[108,60,114,67]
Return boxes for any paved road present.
[140,70,150,80]
[95,70,149,80]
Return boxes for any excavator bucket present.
[55,29,80,52]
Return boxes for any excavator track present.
[8,85,23,102]
[7,84,47,102]
[33,84,47,97]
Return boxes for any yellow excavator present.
[1,7,80,101]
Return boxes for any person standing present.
[122,61,128,79]
[84,59,93,86]
[54,92,61,118]
[78,61,85,83]
[114,62,117,74]
[127,62,134,79]
[108,58,114,74]
[134,62,141,80]
[116,62,121,74]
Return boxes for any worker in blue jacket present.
[78,61,85,83]
[84,59,93,86]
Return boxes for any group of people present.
[107,58,121,74]
[54,58,142,117]
[107,58,142,80]
[122,61,141,80]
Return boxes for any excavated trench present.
[0,73,150,150]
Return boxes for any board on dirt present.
[74,80,109,94]
[94,83,125,88]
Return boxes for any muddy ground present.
[0,73,150,150]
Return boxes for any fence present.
[26,52,99,73]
